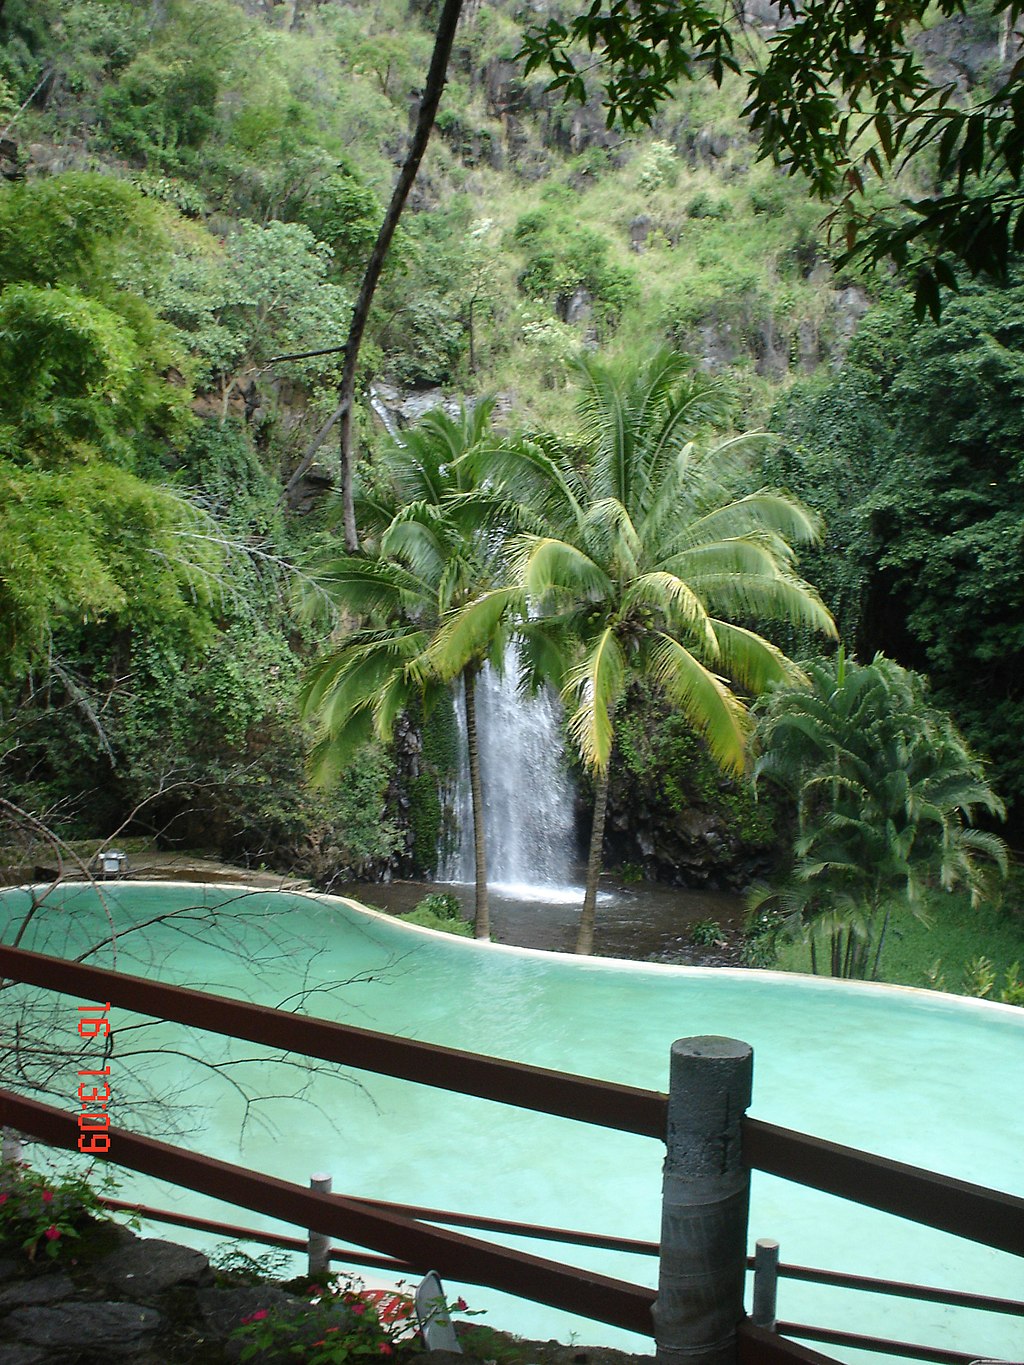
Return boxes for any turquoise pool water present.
[3,881,1022,1364]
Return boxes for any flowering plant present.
[232,1273,478,1364]
[0,1160,116,1263]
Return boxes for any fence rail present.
[93,1193,1024,1322]
[0,945,667,1137]
[743,1118,1024,1255]
[0,1089,657,1335]
[2,939,1022,1365]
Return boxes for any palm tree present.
[751,652,1007,978]
[461,349,836,953]
[299,402,511,939]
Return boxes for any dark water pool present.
[334,873,747,961]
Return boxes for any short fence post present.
[653,1037,753,1365]
[751,1238,779,1331]
[1,1128,23,1164]
[308,1172,332,1280]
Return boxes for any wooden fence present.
[1,942,1022,1364]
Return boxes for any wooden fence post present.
[653,1037,753,1365]
[308,1172,332,1279]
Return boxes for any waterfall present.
[439,645,578,896]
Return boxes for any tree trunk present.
[576,764,610,955]
[464,666,489,939]
[281,0,465,547]
[870,899,890,981]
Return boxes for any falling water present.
[439,645,578,896]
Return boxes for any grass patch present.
[771,886,1024,1000]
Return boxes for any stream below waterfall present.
[334,875,747,961]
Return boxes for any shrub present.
[690,918,724,946]
[399,893,471,936]
[0,1161,120,1263]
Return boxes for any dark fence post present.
[653,1037,753,1365]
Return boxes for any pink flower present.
[0,1193,8,1205]
[379,1345,393,1355]
[44,1226,60,1241]
[241,1309,269,1324]
[41,1191,53,1203]
[351,1302,366,1315]
[455,1298,468,1312]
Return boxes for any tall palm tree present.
[299,402,511,938]
[460,350,836,953]
[751,652,1007,978]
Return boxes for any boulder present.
[93,1238,212,1298]
[5,1301,162,1355]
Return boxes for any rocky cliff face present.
[594,692,783,892]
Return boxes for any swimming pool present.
[2,881,1022,1364]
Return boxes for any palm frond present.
[423,586,524,680]
[563,626,625,771]
[681,567,837,637]
[682,493,824,549]
[647,632,750,774]
[709,619,805,695]
[298,555,430,621]
[622,571,718,653]
[518,535,612,601]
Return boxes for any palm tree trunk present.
[576,764,610,955]
[464,665,489,939]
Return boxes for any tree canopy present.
[766,271,1024,824]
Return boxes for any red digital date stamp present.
[77,1002,111,1155]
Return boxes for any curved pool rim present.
[19,875,1018,1019]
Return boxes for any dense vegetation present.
[0,0,1020,984]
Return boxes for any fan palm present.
[456,350,836,952]
[299,402,511,938]
[751,652,1007,978]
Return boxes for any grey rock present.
[913,14,1006,89]
[797,318,821,372]
[629,215,653,252]
[369,382,464,432]
[696,321,741,371]
[833,284,870,343]
[196,1283,301,1337]
[753,317,790,378]
[0,1346,48,1365]
[562,286,593,326]
[0,1273,74,1309]
[93,1237,212,1298]
[6,1301,162,1353]
[735,0,791,30]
